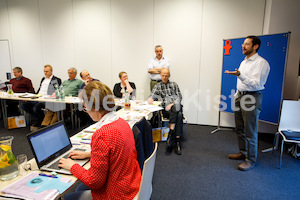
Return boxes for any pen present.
[80,141,91,144]
[39,173,58,178]
[82,138,91,140]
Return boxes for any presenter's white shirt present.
[148,56,170,81]
[39,75,53,95]
[237,53,270,92]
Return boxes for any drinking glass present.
[17,154,30,175]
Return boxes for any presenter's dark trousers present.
[234,92,262,163]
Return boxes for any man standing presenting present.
[148,45,170,91]
[148,68,183,155]
[225,36,270,171]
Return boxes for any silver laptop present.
[27,121,90,175]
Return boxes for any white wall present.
[0,0,298,126]
[266,0,300,100]
[154,0,203,125]
[4,0,43,89]
[73,0,111,86]
[111,0,153,99]
[0,40,12,82]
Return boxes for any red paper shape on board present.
[223,40,232,55]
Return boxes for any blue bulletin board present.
[220,32,290,124]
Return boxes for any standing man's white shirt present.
[39,75,53,95]
[237,53,270,92]
[148,56,170,81]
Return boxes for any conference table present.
[0,100,162,199]
[0,92,82,130]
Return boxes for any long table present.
[0,100,162,199]
[0,92,82,130]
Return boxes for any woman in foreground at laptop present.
[58,81,141,200]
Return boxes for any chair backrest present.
[132,125,145,171]
[135,117,153,158]
[137,142,158,200]
[278,100,300,132]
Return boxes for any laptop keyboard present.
[48,148,86,170]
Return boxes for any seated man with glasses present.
[79,70,100,89]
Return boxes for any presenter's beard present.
[243,48,252,56]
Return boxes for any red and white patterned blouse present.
[71,118,141,200]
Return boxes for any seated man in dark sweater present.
[7,67,35,116]
[9,67,35,93]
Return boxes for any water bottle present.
[60,86,65,101]
[124,90,131,111]
[55,85,60,101]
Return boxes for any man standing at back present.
[225,35,270,171]
[148,45,170,91]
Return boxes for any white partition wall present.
[0,40,12,82]
[0,1,12,82]
[5,0,43,89]
[111,0,153,99]
[38,0,75,81]
[1,0,298,126]
[73,0,111,86]
[0,0,10,40]
[154,0,203,124]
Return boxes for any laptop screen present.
[28,122,71,163]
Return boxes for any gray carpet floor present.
[1,122,300,200]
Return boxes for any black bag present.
[149,111,160,128]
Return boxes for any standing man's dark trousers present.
[234,92,262,164]
[20,101,45,126]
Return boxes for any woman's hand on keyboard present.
[58,158,76,171]
[68,151,91,160]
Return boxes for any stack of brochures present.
[71,132,93,145]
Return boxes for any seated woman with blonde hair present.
[58,81,141,200]
[113,71,136,99]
